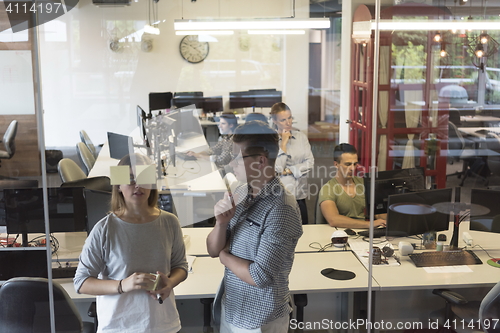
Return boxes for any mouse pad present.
[487,258,500,268]
[321,268,356,280]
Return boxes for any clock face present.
[179,35,209,63]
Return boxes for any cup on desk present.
[145,273,160,291]
[422,231,436,249]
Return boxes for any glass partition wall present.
[2,0,500,331]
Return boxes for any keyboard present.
[358,228,387,238]
[52,266,77,278]
[409,250,482,267]
[177,152,197,161]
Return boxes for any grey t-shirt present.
[74,211,188,333]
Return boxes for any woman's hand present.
[149,271,174,300]
[280,130,291,152]
[121,272,157,293]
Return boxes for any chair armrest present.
[87,301,97,318]
[432,289,468,305]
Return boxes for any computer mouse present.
[344,228,356,236]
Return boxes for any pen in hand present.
[157,294,163,304]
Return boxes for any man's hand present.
[214,192,236,225]
[374,219,386,228]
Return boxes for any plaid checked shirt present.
[223,177,303,329]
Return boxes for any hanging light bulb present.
[475,44,485,58]
[440,49,447,57]
[434,32,441,42]
[451,28,457,34]
[480,33,489,44]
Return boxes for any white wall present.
[39,0,310,146]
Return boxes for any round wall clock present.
[179,35,209,63]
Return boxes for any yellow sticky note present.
[110,165,130,185]
[136,164,156,185]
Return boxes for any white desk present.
[460,115,500,127]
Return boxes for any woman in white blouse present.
[271,102,315,224]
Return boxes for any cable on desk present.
[309,241,334,252]
[181,159,201,174]
[472,244,496,259]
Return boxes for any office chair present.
[314,195,328,224]
[432,280,500,333]
[0,277,94,333]
[0,120,18,167]
[76,142,96,175]
[245,113,268,124]
[58,158,87,183]
[61,176,112,193]
[484,133,500,180]
[80,130,98,159]
[446,121,480,186]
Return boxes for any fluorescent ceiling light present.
[175,30,234,35]
[174,18,330,31]
[248,30,305,35]
[144,24,160,35]
[368,20,500,31]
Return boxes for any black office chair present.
[61,176,112,193]
[0,277,94,333]
[432,281,500,333]
[0,120,18,167]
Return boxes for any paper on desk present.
[187,255,196,273]
[423,265,473,273]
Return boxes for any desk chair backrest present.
[479,280,500,333]
[245,113,268,124]
[448,121,465,151]
[58,158,87,183]
[0,277,83,333]
[80,130,97,159]
[76,142,96,175]
[315,195,328,224]
[2,120,18,158]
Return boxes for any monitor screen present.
[0,179,39,227]
[4,187,87,239]
[470,189,500,233]
[84,189,111,235]
[202,96,223,113]
[229,91,255,109]
[149,92,173,112]
[386,188,453,237]
[364,167,425,216]
[107,132,133,160]
[173,92,204,109]
[0,247,48,281]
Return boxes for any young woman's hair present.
[269,102,291,121]
[333,143,358,163]
[111,153,159,213]
[219,112,238,130]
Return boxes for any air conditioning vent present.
[92,0,131,6]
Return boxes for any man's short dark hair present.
[333,143,357,163]
[232,120,279,161]
[219,112,238,129]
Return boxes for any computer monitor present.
[84,189,111,235]
[470,189,500,233]
[364,167,425,216]
[249,89,282,108]
[149,92,173,112]
[4,187,87,246]
[172,92,204,109]
[0,247,48,281]
[202,96,223,114]
[176,107,203,139]
[107,132,133,160]
[229,91,254,109]
[385,188,453,237]
[0,179,39,227]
